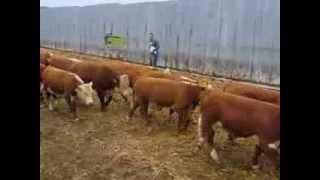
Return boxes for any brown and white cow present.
[47,56,119,111]
[112,65,199,105]
[209,80,280,144]
[67,61,119,111]
[41,66,94,120]
[197,90,280,169]
[123,69,199,118]
[47,55,131,104]
[128,77,206,132]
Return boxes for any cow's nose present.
[87,101,94,106]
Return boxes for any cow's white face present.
[75,82,94,106]
[119,74,130,90]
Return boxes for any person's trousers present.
[150,53,158,67]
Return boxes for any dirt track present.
[40,49,279,180]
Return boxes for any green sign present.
[104,35,126,48]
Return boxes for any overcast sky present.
[40,0,172,7]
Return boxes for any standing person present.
[149,33,160,67]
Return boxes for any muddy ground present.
[40,49,279,180]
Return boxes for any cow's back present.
[47,55,80,71]
[134,77,179,105]
[69,61,118,90]
[224,82,280,105]
[107,63,144,87]
[140,69,198,85]
[134,77,202,108]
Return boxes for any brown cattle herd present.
[40,48,280,170]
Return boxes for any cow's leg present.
[208,128,215,146]
[65,95,73,113]
[104,90,113,107]
[40,91,44,103]
[197,114,220,163]
[141,101,153,134]
[251,144,263,169]
[259,139,280,169]
[46,92,54,111]
[65,95,78,121]
[177,108,192,132]
[182,109,192,131]
[48,99,53,111]
[40,83,44,104]
[41,88,49,108]
[53,97,59,108]
[51,94,59,111]
[206,125,220,164]
[198,114,214,149]
[140,101,150,126]
[128,96,139,121]
[167,108,175,123]
[118,90,128,103]
[177,109,186,133]
[105,94,113,107]
[70,95,78,121]
[97,90,107,111]
[228,132,236,145]
[40,96,45,108]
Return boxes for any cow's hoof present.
[229,141,237,146]
[74,118,80,122]
[100,106,107,112]
[192,146,201,154]
[210,148,220,164]
[146,127,153,134]
[178,129,188,135]
[145,121,151,127]
[126,116,131,122]
[251,164,260,170]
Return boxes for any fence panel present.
[40,0,280,85]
